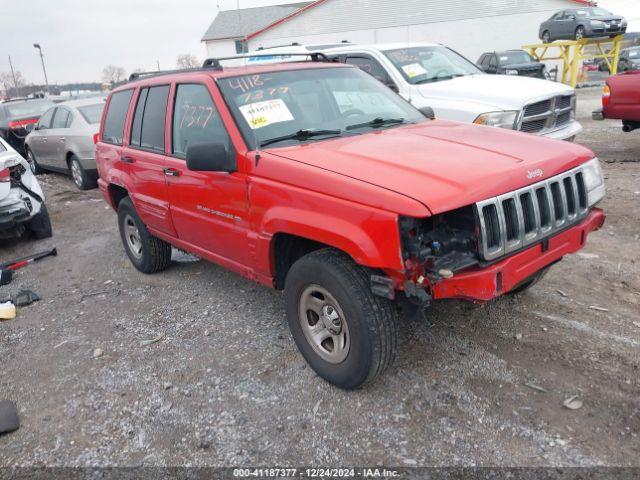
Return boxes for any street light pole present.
[33,43,49,95]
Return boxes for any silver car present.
[24,97,105,190]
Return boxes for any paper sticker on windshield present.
[500,56,509,61]
[239,98,294,129]
[401,63,427,78]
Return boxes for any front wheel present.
[25,148,43,175]
[542,30,551,44]
[284,249,398,389]
[117,197,171,273]
[575,26,586,40]
[27,204,53,239]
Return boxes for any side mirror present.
[186,143,236,173]
[25,124,35,133]
[419,106,435,120]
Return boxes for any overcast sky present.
[1,0,293,85]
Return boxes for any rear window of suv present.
[130,85,170,152]
[103,90,133,145]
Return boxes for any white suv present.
[0,136,52,240]
[322,43,582,141]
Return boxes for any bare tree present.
[0,71,26,95]
[176,54,200,69]
[101,65,127,85]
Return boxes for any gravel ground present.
[0,87,638,468]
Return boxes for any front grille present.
[475,164,590,261]
[518,95,575,135]
[524,100,551,117]
[520,119,546,133]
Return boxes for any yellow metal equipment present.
[522,35,624,87]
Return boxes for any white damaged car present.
[0,136,52,240]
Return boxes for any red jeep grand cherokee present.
[96,58,605,389]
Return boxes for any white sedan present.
[0,136,52,240]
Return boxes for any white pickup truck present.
[320,43,582,141]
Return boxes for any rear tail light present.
[8,118,38,130]
[0,168,10,182]
[602,84,611,108]
[93,133,100,144]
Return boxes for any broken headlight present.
[399,206,479,278]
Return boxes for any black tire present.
[506,267,550,296]
[69,154,97,190]
[284,249,398,389]
[117,197,171,274]
[25,147,44,175]
[575,26,586,40]
[27,204,53,239]
[542,31,551,44]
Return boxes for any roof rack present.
[201,52,329,69]
[128,65,220,82]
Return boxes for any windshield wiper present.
[345,117,406,131]
[259,129,341,147]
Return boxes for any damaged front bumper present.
[430,208,605,302]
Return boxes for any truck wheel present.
[284,249,398,389]
[27,204,53,239]
[69,155,97,190]
[117,197,171,273]
[507,267,550,296]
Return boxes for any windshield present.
[577,8,612,17]
[78,103,105,124]
[218,67,426,149]
[5,100,54,119]
[498,51,535,65]
[383,46,482,85]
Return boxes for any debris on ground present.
[563,396,584,410]
[140,335,163,347]
[93,348,104,358]
[0,302,16,320]
[556,289,568,298]
[0,401,20,435]
[589,305,610,312]
[525,382,548,393]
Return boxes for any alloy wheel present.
[71,160,83,188]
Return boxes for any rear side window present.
[130,85,169,152]
[103,89,133,145]
[52,108,71,128]
[172,84,231,158]
[38,108,56,129]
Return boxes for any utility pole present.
[8,55,20,97]
[157,60,160,71]
[33,43,49,95]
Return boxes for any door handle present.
[59,137,66,142]
[163,167,180,177]
[120,155,134,164]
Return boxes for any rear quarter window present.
[129,85,170,152]
[103,90,134,145]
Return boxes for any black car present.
[539,7,627,43]
[477,50,546,79]
[0,99,54,155]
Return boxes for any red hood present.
[265,120,595,215]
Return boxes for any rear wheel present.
[69,155,97,190]
[117,197,171,273]
[542,30,551,44]
[284,249,398,389]
[575,26,586,40]
[25,148,43,175]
